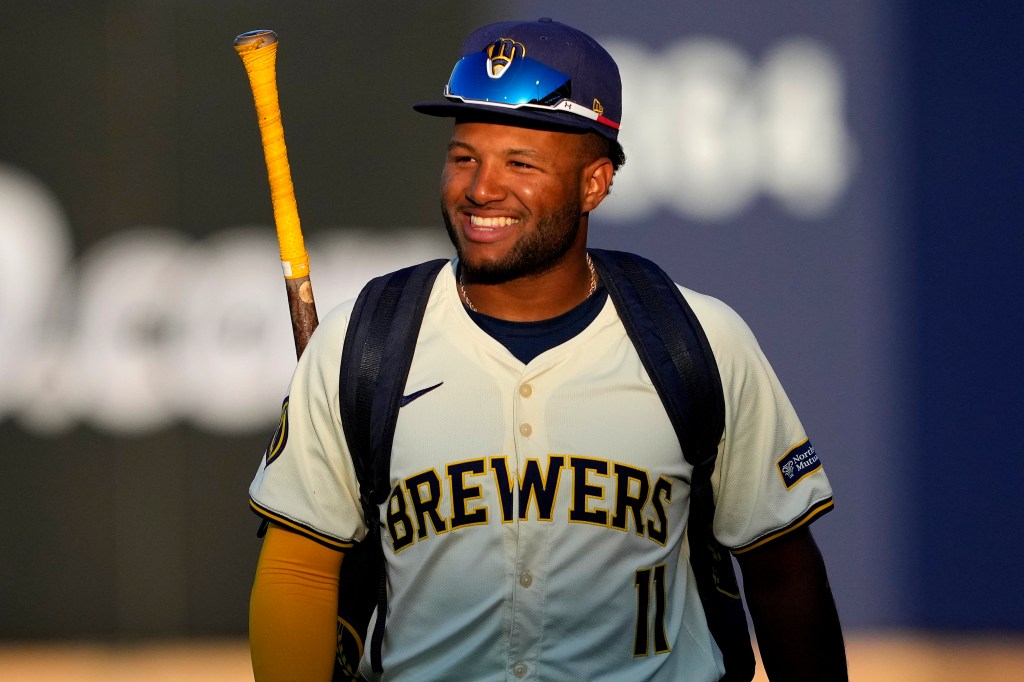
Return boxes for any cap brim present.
[413,100,618,141]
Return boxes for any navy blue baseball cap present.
[414,18,622,141]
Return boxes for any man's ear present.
[581,157,615,213]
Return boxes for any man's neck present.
[460,251,597,322]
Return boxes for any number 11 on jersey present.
[634,564,671,656]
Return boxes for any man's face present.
[441,121,593,284]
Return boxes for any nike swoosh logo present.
[400,381,444,407]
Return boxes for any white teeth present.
[470,215,519,228]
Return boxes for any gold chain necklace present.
[459,253,598,313]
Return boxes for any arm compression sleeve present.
[250,524,344,682]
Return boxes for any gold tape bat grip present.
[235,29,318,357]
[234,30,310,280]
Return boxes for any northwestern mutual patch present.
[777,440,821,489]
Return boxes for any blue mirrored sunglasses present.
[442,50,620,132]
[445,50,571,106]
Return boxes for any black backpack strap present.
[340,258,449,504]
[589,249,754,681]
[336,258,448,678]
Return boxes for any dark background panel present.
[904,1,1024,630]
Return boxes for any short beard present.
[442,201,583,285]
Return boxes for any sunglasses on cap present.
[443,50,620,132]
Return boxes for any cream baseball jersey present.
[249,260,834,681]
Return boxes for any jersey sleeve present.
[248,299,367,549]
[682,288,834,552]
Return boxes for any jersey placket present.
[505,369,552,680]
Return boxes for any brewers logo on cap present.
[486,38,525,77]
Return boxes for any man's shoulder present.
[675,284,744,330]
[588,248,756,348]
[672,284,764,366]
[319,295,359,333]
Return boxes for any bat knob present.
[234,30,278,49]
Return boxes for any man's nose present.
[466,162,506,205]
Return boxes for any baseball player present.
[248,18,847,681]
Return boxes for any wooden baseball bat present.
[234,29,318,359]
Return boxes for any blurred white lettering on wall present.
[0,163,450,436]
[602,36,855,221]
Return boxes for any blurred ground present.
[0,633,1022,681]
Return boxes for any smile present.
[470,215,521,228]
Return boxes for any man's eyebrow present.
[446,141,544,160]
[506,147,543,160]
[447,140,474,153]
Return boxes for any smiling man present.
[247,18,847,682]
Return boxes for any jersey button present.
[512,662,528,678]
[519,383,533,398]
[519,570,533,588]
[519,423,532,437]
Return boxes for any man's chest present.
[386,336,692,545]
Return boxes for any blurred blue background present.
[1,0,1021,645]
